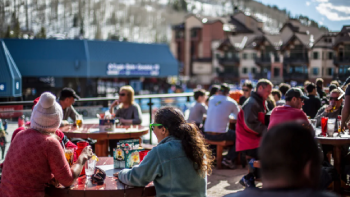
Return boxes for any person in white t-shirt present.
[204,83,240,169]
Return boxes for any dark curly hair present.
[154,107,214,176]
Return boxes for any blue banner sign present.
[107,63,160,76]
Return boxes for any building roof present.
[0,40,22,97]
[4,39,178,78]
[334,26,350,48]
[229,16,254,34]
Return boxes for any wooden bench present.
[205,140,235,169]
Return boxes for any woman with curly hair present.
[115,107,213,197]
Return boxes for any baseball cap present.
[285,88,309,100]
[220,83,230,92]
[60,88,80,100]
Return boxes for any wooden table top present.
[60,124,149,140]
[45,157,155,197]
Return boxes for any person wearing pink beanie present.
[0,92,93,197]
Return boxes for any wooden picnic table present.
[60,124,149,157]
[316,128,350,193]
[45,157,156,197]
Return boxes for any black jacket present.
[302,95,322,118]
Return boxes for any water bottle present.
[2,119,7,131]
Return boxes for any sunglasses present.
[149,123,164,131]
[330,97,340,101]
[119,93,126,97]
[242,89,249,92]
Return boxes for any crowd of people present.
[1,76,350,197]
[186,76,350,195]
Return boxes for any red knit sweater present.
[268,105,309,130]
[0,129,75,197]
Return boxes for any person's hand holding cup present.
[111,100,120,108]
[80,146,93,164]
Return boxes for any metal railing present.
[0,92,194,144]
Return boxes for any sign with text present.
[0,83,6,92]
[0,105,23,119]
[107,63,160,76]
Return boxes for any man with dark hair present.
[59,87,80,122]
[204,83,240,169]
[303,80,311,94]
[278,83,291,99]
[302,83,322,118]
[315,89,343,127]
[316,78,326,99]
[188,89,207,127]
[268,88,309,130]
[236,78,272,187]
[271,89,284,106]
[226,123,336,197]
[239,81,253,105]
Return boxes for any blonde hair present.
[120,85,134,105]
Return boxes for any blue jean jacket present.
[118,136,207,197]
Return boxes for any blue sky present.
[257,0,350,31]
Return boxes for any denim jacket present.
[118,136,207,197]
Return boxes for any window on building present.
[177,43,182,61]
[227,52,233,59]
[327,68,334,76]
[312,68,319,75]
[176,31,184,39]
[313,52,319,60]
[191,41,196,58]
[274,68,280,77]
[191,29,197,38]
[243,67,248,74]
[328,52,333,60]
[251,67,256,74]
[252,53,257,59]
[243,53,248,60]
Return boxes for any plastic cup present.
[64,147,74,166]
[327,118,336,137]
[139,150,150,162]
[321,117,328,137]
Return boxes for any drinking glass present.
[64,147,74,166]
[85,158,97,183]
[76,115,83,129]
[309,119,317,130]
[327,118,336,137]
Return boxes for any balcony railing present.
[255,72,268,79]
[283,73,308,81]
[254,56,271,66]
[0,93,196,144]
[333,57,350,66]
[283,56,309,65]
[333,74,350,81]
[218,57,240,66]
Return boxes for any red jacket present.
[236,92,268,152]
[268,105,309,130]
